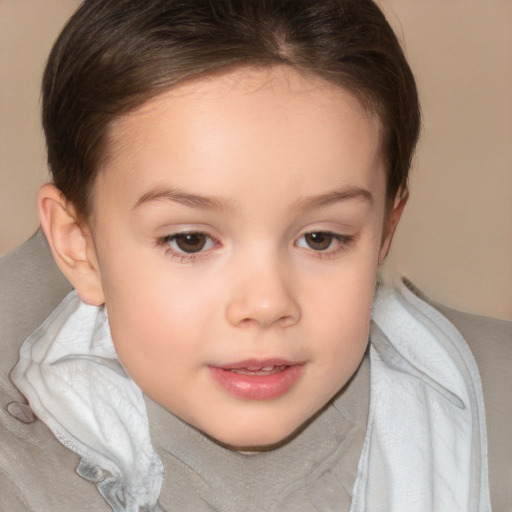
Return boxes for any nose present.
[225,256,301,329]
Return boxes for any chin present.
[204,416,313,452]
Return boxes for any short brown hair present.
[42,0,420,218]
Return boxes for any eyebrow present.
[132,185,373,213]
[292,186,373,212]
[132,187,234,212]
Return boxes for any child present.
[1,1,510,511]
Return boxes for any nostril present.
[236,312,298,329]
[239,317,253,328]
[278,314,298,327]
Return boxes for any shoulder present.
[1,230,72,399]
[0,232,106,511]
[434,303,512,510]
[0,396,108,511]
[0,229,72,348]
[437,303,512,380]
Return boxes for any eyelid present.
[156,225,355,263]
[156,227,221,263]
[294,229,354,259]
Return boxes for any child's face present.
[86,66,395,449]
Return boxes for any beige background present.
[1,1,511,321]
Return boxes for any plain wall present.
[1,0,511,321]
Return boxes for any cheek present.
[302,249,378,360]
[98,256,216,373]
[106,280,211,347]
[312,291,372,367]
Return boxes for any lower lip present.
[208,364,304,400]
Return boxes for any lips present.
[228,365,287,376]
[208,359,304,400]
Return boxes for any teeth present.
[235,365,275,371]
[229,365,283,375]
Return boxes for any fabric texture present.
[351,280,491,512]
[10,292,164,512]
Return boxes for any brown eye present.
[174,233,208,253]
[304,232,333,251]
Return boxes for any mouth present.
[228,365,288,376]
[208,359,305,400]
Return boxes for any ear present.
[38,184,105,306]
[378,188,409,263]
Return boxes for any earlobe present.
[38,184,105,306]
[378,189,409,263]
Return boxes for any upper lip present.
[212,358,303,370]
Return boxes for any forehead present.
[109,66,382,156]
[96,66,385,212]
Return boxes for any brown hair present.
[42,0,420,218]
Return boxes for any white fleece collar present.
[350,279,491,512]
[11,292,165,512]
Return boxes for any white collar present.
[350,279,491,512]
[11,293,165,512]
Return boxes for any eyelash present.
[295,231,354,259]
[156,230,354,263]
[156,231,220,263]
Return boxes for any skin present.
[39,66,406,450]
